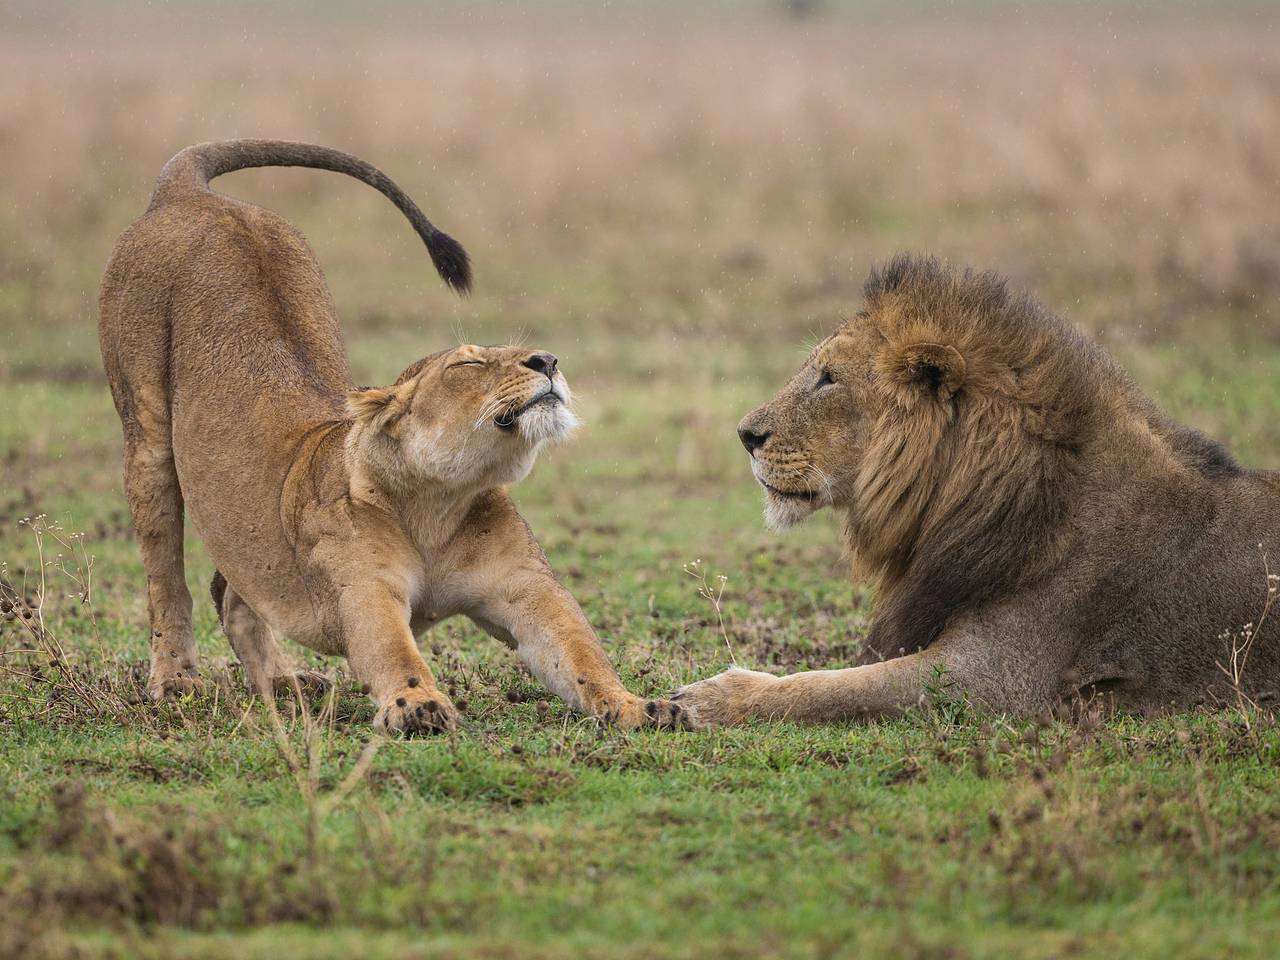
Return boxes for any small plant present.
[260,683,384,867]
[921,660,970,726]
[683,559,735,665]
[1214,545,1278,740]
[0,516,132,724]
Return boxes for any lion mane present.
[853,256,1237,660]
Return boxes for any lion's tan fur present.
[98,140,683,733]
[677,255,1280,726]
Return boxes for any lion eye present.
[447,360,486,370]
[815,369,835,390]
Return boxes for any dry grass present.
[1,3,1278,353]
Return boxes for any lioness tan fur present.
[676,255,1280,725]
[99,139,684,733]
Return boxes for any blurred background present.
[1,0,1279,648]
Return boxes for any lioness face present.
[737,322,877,531]
[348,344,579,490]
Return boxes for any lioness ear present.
[888,342,966,401]
[346,387,407,433]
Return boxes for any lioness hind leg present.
[120,419,199,700]
[213,573,327,699]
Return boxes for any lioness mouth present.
[495,390,561,430]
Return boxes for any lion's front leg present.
[477,584,685,729]
[674,643,1014,728]
[671,668,791,727]
[463,499,687,730]
[339,584,459,736]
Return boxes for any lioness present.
[676,255,1280,725]
[99,139,684,733]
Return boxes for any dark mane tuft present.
[1170,425,1241,479]
[863,253,1020,325]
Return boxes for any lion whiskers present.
[472,393,509,432]
[802,463,835,502]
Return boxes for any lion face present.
[348,344,579,491]
[737,324,881,531]
[739,285,970,535]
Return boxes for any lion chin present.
[761,488,817,532]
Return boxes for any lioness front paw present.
[376,686,459,737]
[599,695,692,731]
[672,667,779,728]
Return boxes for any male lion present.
[676,255,1280,725]
[99,139,684,734]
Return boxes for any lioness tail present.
[150,139,471,293]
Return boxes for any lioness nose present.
[523,352,558,378]
[738,427,770,455]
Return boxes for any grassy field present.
[3,2,1280,957]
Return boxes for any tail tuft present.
[427,231,472,294]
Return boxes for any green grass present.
[4,319,1280,959]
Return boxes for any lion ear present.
[346,387,406,432]
[889,341,966,401]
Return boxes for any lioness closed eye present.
[676,255,1280,726]
[99,139,685,734]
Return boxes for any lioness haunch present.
[677,255,1279,725]
[99,139,685,734]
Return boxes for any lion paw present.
[595,695,693,731]
[672,667,779,728]
[269,671,330,699]
[641,697,693,730]
[147,669,202,701]
[376,687,459,737]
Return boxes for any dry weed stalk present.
[683,559,736,665]
[259,682,383,866]
[1214,545,1278,738]
[0,516,132,723]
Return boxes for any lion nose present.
[523,352,558,378]
[738,427,770,455]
